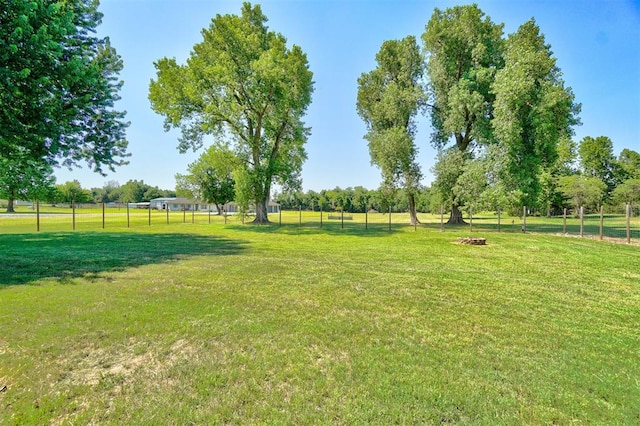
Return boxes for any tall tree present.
[0,0,129,194]
[56,180,92,204]
[492,19,580,208]
[557,175,606,213]
[618,148,640,180]
[357,36,425,225]
[175,144,237,214]
[578,136,622,196]
[0,154,55,212]
[149,2,313,224]
[422,4,504,224]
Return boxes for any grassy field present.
[1,205,638,242]
[0,222,639,424]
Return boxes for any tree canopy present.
[175,144,237,214]
[422,4,504,223]
[149,2,313,224]
[492,19,580,207]
[357,36,425,225]
[0,0,129,197]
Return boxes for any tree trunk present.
[407,190,420,225]
[446,203,466,225]
[252,198,270,224]
[6,197,15,213]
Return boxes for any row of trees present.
[2,1,637,220]
[274,186,431,214]
[357,5,582,225]
[24,180,176,205]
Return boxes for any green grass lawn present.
[0,223,638,424]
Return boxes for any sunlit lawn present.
[0,220,638,424]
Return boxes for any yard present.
[0,223,638,424]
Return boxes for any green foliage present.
[91,181,122,204]
[422,4,504,150]
[612,178,640,207]
[175,144,237,213]
[0,153,56,211]
[356,36,425,223]
[0,0,129,179]
[557,174,607,212]
[56,180,92,203]
[579,136,625,196]
[618,148,640,180]
[422,4,503,222]
[491,19,580,207]
[119,180,171,204]
[149,2,313,223]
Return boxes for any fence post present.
[388,205,392,232]
[365,208,368,230]
[149,203,151,226]
[320,206,323,228]
[599,205,604,240]
[36,200,40,232]
[299,205,302,227]
[627,203,631,244]
[166,205,169,224]
[72,201,76,231]
[497,207,501,233]
[279,208,282,227]
[192,205,195,224]
[580,206,584,238]
[440,205,444,231]
[208,206,211,224]
[563,208,567,234]
[224,210,227,225]
[127,202,130,228]
[102,202,105,229]
[522,206,526,233]
[183,206,186,223]
[341,210,344,229]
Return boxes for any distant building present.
[149,197,213,212]
[224,201,280,214]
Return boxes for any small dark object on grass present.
[0,385,7,392]
[457,237,486,245]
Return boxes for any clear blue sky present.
[54,0,640,192]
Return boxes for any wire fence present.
[0,202,638,244]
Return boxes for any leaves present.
[0,0,129,201]
[149,2,313,223]
[357,36,424,223]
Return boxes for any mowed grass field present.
[0,221,638,424]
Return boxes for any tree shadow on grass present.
[0,232,247,287]
[226,222,401,237]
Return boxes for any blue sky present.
[54,0,640,192]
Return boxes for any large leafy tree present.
[0,0,129,202]
[175,144,237,214]
[422,4,504,224]
[56,180,92,204]
[357,36,425,225]
[557,174,606,213]
[612,178,640,208]
[0,154,55,212]
[578,136,623,196]
[149,2,313,224]
[618,148,640,180]
[492,19,580,209]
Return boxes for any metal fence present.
[0,202,638,244]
